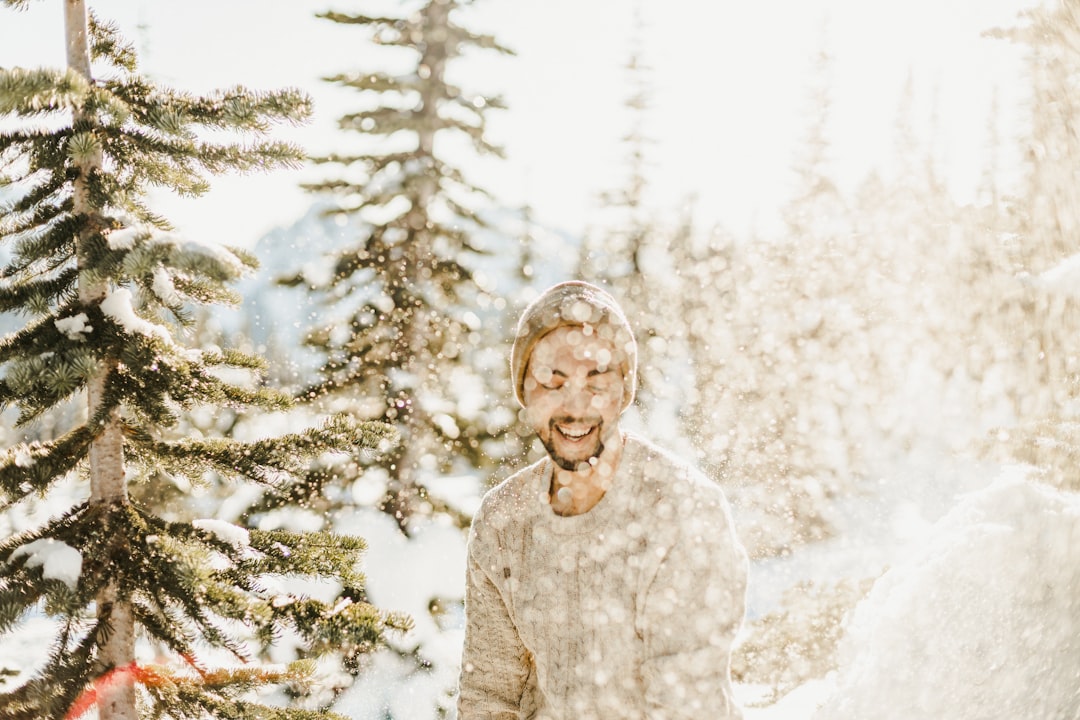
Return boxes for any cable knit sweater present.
[457,433,748,720]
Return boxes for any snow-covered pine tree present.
[680,44,852,559]
[577,4,668,417]
[578,4,653,286]
[980,0,1080,491]
[849,73,980,456]
[0,3,406,719]
[284,0,513,533]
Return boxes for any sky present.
[0,0,1037,250]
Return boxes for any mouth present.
[555,422,598,442]
[544,418,606,471]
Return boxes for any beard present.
[540,415,607,471]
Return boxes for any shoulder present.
[471,457,546,535]
[625,433,738,532]
[626,434,721,498]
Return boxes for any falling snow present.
[1,1,1078,719]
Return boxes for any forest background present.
[1,0,1078,718]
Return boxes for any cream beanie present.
[510,281,637,410]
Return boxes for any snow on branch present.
[9,538,82,590]
[100,287,172,343]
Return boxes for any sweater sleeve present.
[638,486,748,720]
[457,517,532,720]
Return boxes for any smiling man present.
[458,281,748,720]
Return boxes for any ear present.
[621,370,637,411]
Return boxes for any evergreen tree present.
[855,74,994,458]
[980,0,1080,490]
[0,4,405,719]
[578,3,653,288]
[999,0,1080,270]
[680,44,855,558]
[782,43,841,237]
[286,0,513,533]
[576,4,677,424]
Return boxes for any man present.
[457,280,748,720]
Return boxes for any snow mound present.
[814,470,1080,720]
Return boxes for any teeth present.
[558,425,591,439]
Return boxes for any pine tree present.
[782,41,842,237]
[979,0,1080,490]
[577,4,669,416]
[680,43,854,558]
[853,73,985,456]
[285,0,513,533]
[578,3,653,287]
[0,4,407,719]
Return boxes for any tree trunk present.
[65,2,137,719]
[381,0,450,534]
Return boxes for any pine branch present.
[319,71,419,95]
[0,67,91,118]
[132,415,396,488]
[447,25,516,56]
[0,427,92,506]
[315,10,398,27]
[88,12,138,72]
[0,266,78,313]
[0,177,69,234]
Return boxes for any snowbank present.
[813,469,1080,720]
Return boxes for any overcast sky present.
[0,0,1034,249]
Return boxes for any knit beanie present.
[510,280,637,411]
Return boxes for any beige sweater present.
[458,434,748,720]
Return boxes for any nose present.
[562,382,593,414]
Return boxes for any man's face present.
[522,325,625,472]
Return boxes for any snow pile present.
[10,538,82,590]
[152,266,180,305]
[167,235,245,276]
[813,470,1080,720]
[12,444,35,468]
[105,227,141,250]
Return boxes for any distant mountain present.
[216,199,583,383]
[216,201,356,380]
